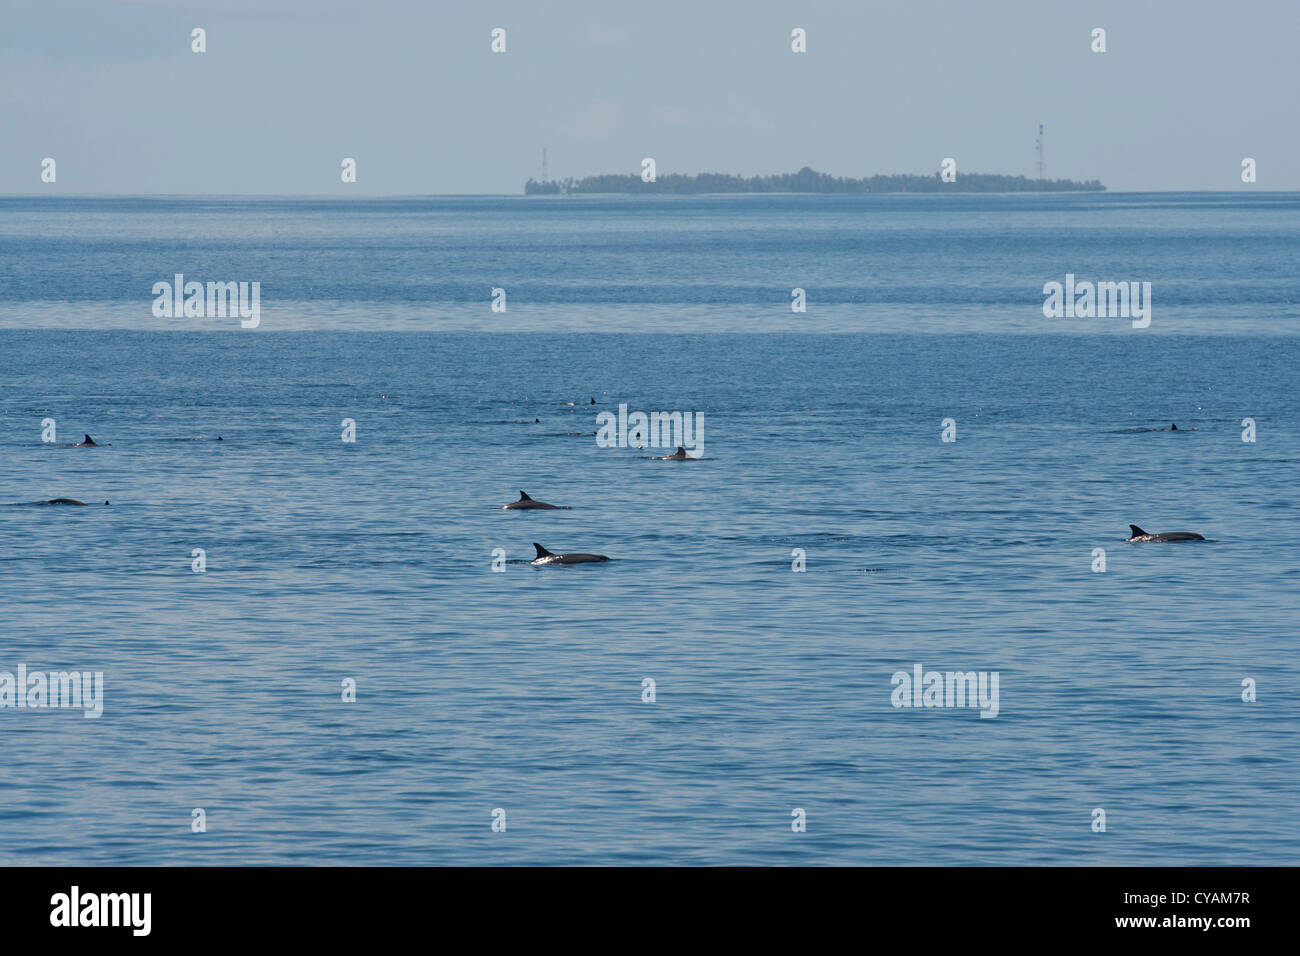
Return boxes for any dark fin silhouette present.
[104,500,110,505]
[590,397,596,404]
[677,446,686,455]
[533,543,554,558]
[1170,423,1177,431]
[83,434,96,445]
[1129,525,1147,538]
[519,491,532,501]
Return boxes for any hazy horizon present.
[3,0,1297,195]
[4,187,1300,199]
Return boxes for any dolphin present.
[660,445,698,461]
[531,542,609,565]
[23,498,109,506]
[75,434,98,446]
[1126,524,1205,543]
[503,491,560,511]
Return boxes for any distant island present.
[525,166,1104,195]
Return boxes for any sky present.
[2,0,1297,194]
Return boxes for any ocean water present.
[3,192,1299,333]
[1,195,1298,865]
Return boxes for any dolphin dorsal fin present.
[676,446,685,455]
[84,434,94,444]
[533,542,554,558]
[1130,525,1147,537]
[519,491,532,501]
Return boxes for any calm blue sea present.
[1,194,1298,865]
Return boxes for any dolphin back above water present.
[16,498,109,506]
[1127,524,1205,543]
[504,491,560,510]
[531,542,609,565]
[660,445,698,461]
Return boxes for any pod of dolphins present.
[23,423,1210,560]
[498,422,1209,565]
